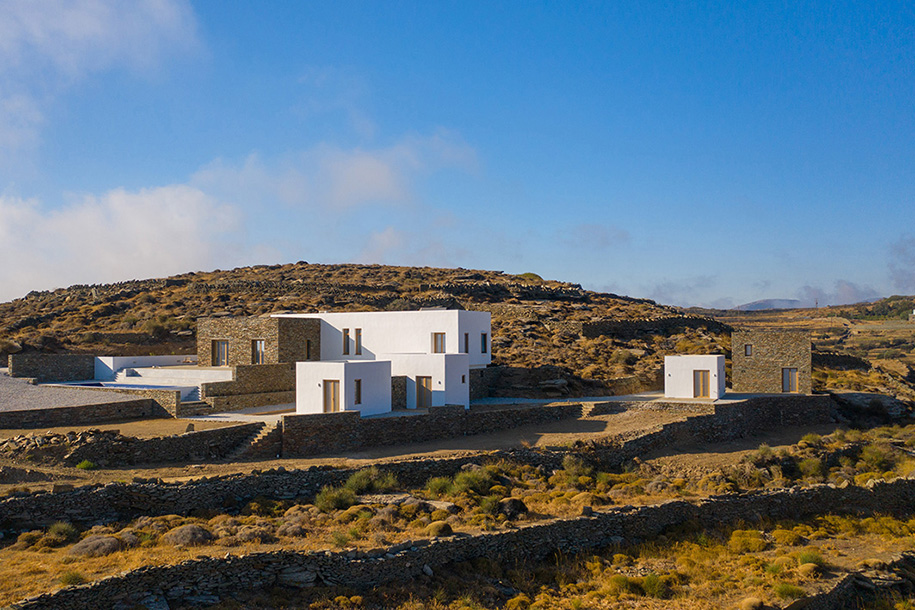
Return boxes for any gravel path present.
[0,370,137,412]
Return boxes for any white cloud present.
[0,185,242,300]
[192,131,477,210]
[0,0,198,156]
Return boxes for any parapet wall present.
[7,354,95,383]
[282,402,585,457]
[13,477,915,610]
[0,399,160,430]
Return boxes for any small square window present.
[744,344,753,357]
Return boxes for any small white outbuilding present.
[296,360,392,417]
[664,355,726,400]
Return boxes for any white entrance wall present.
[94,355,198,381]
[296,360,392,416]
[382,353,470,408]
[273,310,491,369]
[664,355,726,400]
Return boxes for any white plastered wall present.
[382,352,470,409]
[94,355,199,381]
[664,355,726,400]
[296,360,392,416]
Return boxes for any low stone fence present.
[282,402,585,457]
[62,423,262,467]
[12,477,915,609]
[201,363,296,411]
[52,385,181,417]
[580,315,732,339]
[7,354,95,383]
[0,399,161,430]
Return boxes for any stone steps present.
[223,422,283,462]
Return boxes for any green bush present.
[315,485,356,512]
[773,583,806,599]
[344,467,398,494]
[59,571,87,586]
[478,495,502,516]
[452,469,495,495]
[859,445,896,473]
[798,458,823,478]
[797,550,826,566]
[75,460,97,470]
[425,476,454,498]
[640,573,671,598]
[43,522,79,547]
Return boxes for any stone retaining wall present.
[580,315,731,339]
[12,477,915,610]
[53,385,181,416]
[0,399,160,430]
[282,402,585,457]
[7,354,95,383]
[62,423,262,467]
[200,363,296,411]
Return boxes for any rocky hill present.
[0,262,730,394]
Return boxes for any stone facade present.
[391,376,407,409]
[200,363,296,410]
[197,316,320,367]
[11,476,915,609]
[731,329,812,394]
[7,354,95,383]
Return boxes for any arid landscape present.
[1,264,915,609]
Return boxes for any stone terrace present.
[0,369,137,412]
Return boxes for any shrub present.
[37,521,80,548]
[797,550,826,567]
[15,530,43,549]
[315,485,357,512]
[75,460,97,470]
[772,529,803,546]
[331,531,350,547]
[452,469,495,495]
[59,571,87,586]
[728,530,768,554]
[344,467,398,494]
[640,573,671,598]
[478,495,502,516]
[161,524,214,547]
[425,476,454,498]
[859,445,896,473]
[606,574,642,595]
[69,535,124,557]
[773,583,806,599]
[798,458,824,478]
[425,521,453,537]
[505,593,532,609]
[800,433,822,445]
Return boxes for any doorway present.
[782,368,798,393]
[693,370,710,398]
[323,380,340,412]
[416,376,433,408]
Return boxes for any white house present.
[275,310,491,415]
[664,355,726,400]
[296,360,391,417]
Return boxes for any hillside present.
[0,263,729,394]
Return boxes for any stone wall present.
[391,375,407,409]
[13,476,915,610]
[55,385,182,416]
[62,423,261,466]
[197,316,320,367]
[0,399,161,429]
[732,329,812,394]
[579,315,732,339]
[282,402,585,457]
[200,363,296,411]
[7,354,95,383]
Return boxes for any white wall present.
[275,310,491,368]
[296,360,391,416]
[383,352,470,409]
[94,355,198,381]
[664,355,726,400]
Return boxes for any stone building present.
[731,329,811,394]
[196,316,321,367]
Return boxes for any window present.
[212,340,229,366]
[354,379,362,404]
[744,344,753,356]
[305,339,312,360]
[432,332,446,353]
[463,332,469,354]
[251,339,265,364]
[342,328,350,355]
[481,332,488,353]
[461,374,466,384]
[355,328,362,355]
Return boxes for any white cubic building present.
[664,355,726,400]
[274,309,491,415]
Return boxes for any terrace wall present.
[7,354,95,383]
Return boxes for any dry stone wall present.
[7,354,95,383]
[580,315,732,339]
[197,316,320,367]
[0,399,160,429]
[200,363,296,410]
[12,477,915,610]
[282,402,585,457]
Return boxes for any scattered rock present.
[162,524,214,547]
[69,535,124,557]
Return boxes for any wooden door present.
[213,340,228,366]
[693,370,710,398]
[782,368,798,393]
[416,376,433,408]
[323,380,340,412]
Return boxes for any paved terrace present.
[0,368,137,412]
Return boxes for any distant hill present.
[735,299,804,311]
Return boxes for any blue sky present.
[1,1,913,307]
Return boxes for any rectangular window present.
[744,344,753,356]
[782,368,799,393]
[251,339,265,365]
[461,374,466,384]
[481,332,488,353]
[354,379,362,404]
[432,332,446,353]
[212,340,229,366]
[342,328,350,355]
[355,328,362,355]
[305,339,312,360]
[463,332,469,354]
